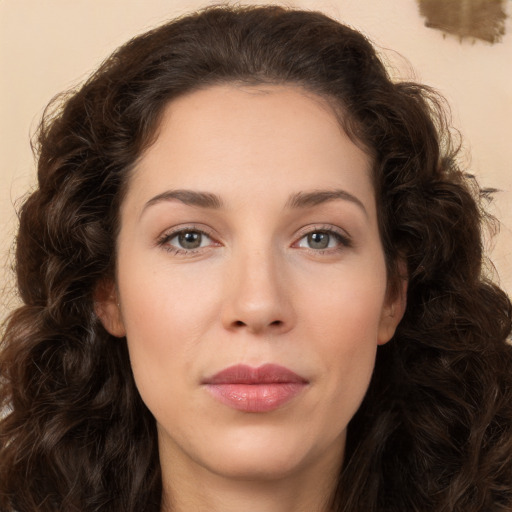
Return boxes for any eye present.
[159,228,216,252]
[295,229,351,251]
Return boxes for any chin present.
[207,447,309,481]
[194,423,344,481]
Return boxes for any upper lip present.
[203,364,308,385]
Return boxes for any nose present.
[221,247,294,336]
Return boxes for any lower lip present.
[205,383,306,412]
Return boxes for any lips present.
[202,364,308,413]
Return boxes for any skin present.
[97,84,406,512]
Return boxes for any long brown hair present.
[1,5,511,511]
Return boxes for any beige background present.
[1,0,511,319]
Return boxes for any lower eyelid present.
[156,226,351,253]
[156,227,214,249]
[294,228,352,248]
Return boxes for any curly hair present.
[1,5,511,512]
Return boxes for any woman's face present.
[98,84,405,483]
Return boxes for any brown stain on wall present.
[417,0,508,43]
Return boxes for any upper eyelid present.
[155,223,351,247]
[156,226,219,250]
[167,229,213,242]
[159,224,216,239]
[159,224,348,236]
[294,224,350,239]
[292,224,353,250]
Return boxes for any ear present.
[377,268,408,346]
[94,279,126,338]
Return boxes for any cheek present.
[119,255,221,336]
[300,261,388,344]
[116,257,222,399]
[299,268,387,407]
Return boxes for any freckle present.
[416,0,508,44]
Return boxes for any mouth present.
[202,364,309,413]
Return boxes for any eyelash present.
[156,224,352,256]
[293,225,352,254]
[156,226,218,255]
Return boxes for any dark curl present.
[1,5,511,511]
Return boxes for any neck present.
[159,444,342,512]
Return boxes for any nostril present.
[231,319,283,329]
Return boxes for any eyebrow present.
[141,188,367,217]
[285,189,368,216]
[142,189,223,214]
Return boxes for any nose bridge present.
[222,237,292,334]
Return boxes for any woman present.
[1,5,511,512]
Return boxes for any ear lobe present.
[377,275,408,346]
[94,279,126,338]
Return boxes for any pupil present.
[308,232,329,249]
[179,231,201,249]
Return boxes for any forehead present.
[126,83,374,212]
